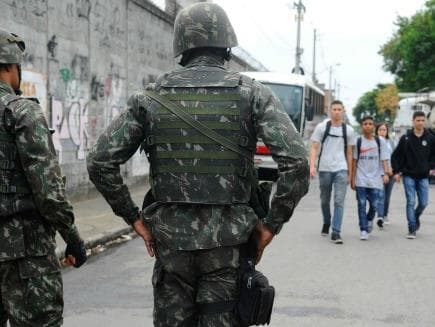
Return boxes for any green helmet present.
[173,3,238,58]
[0,28,25,64]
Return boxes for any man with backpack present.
[310,100,356,244]
[391,111,435,239]
[351,116,390,241]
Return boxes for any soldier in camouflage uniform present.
[87,3,309,326]
[0,29,87,327]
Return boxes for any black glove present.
[65,240,87,268]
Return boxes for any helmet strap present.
[15,64,22,95]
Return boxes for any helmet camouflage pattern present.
[173,3,238,57]
[0,28,25,64]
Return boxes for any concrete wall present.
[0,0,262,196]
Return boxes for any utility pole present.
[293,0,305,75]
[329,65,332,92]
[312,28,317,83]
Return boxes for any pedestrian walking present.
[87,3,309,326]
[351,116,390,241]
[0,29,87,327]
[309,100,356,244]
[391,111,435,239]
[375,123,395,228]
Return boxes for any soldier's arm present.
[87,92,149,225]
[10,100,81,245]
[252,83,309,235]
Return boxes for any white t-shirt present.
[311,120,356,172]
[353,136,389,189]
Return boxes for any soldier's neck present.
[185,54,225,67]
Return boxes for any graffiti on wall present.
[51,55,90,162]
[51,98,89,161]
[92,1,125,48]
[91,63,125,126]
[10,0,47,22]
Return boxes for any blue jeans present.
[356,187,380,232]
[403,176,429,233]
[319,170,348,233]
[377,177,395,218]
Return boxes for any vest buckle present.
[239,136,249,147]
[147,135,155,146]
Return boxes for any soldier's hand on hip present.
[254,221,274,264]
[133,218,155,257]
[64,240,87,268]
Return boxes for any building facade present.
[0,0,264,196]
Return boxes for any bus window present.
[263,83,303,129]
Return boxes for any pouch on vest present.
[236,233,275,326]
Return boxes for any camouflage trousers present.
[153,242,240,327]
[0,253,63,327]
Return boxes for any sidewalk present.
[56,182,149,256]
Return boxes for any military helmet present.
[0,28,25,64]
[173,3,238,57]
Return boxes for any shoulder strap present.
[375,136,381,159]
[357,137,362,160]
[342,123,347,160]
[321,120,332,145]
[0,96,17,142]
[144,90,252,161]
[317,121,332,170]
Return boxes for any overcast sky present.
[213,0,427,114]
[151,0,427,117]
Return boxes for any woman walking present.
[376,123,395,228]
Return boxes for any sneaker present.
[416,217,421,231]
[367,220,374,233]
[360,231,369,241]
[331,232,343,244]
[377,218,384,230]
[406,232,416,239]
[321,224,330,236]
[383,217,390,225]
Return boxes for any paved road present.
[63,180,435,326]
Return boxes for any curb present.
[56,226,135,260]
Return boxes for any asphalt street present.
[63,179,435,327]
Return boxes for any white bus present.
[241,72,325,180]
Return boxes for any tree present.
[375,84,399,123]
[379,0,435,91]
[353,84,399,124]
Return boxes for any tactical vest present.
[143,67,256,204]
[0,93,34,217]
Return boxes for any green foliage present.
[379,1,435,91]
[353,84,397,124]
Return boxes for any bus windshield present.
[263,83,303,129]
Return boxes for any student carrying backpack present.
[309,100,356,244]
[351,116,389,241]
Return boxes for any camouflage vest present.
[143,67,256,204]
[0,94,34,217]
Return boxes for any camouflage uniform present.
[0,30,83,327]
[87,3,309,327]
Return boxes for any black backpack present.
[317,120,347,169]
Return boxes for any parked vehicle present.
[242,72,325,181]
